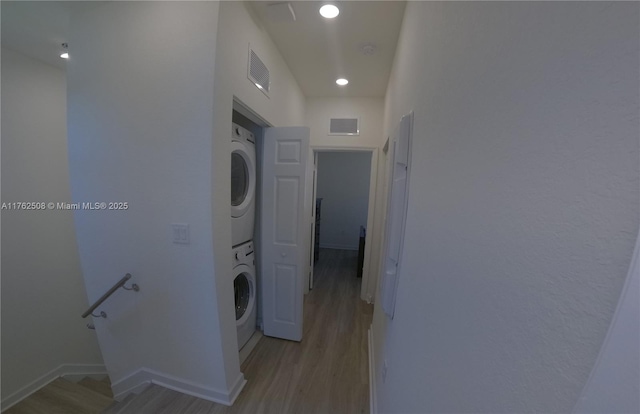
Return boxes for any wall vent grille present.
[329,118,359,136]
[248,48,270,96]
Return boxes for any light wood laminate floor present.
[6,377,113,414]
[232,248,373,414]
[110,248,374,414]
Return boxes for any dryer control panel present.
[232,123,255,144]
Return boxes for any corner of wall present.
[111,368,246,407]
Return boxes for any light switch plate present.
[171,223,190,244]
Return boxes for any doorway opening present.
[310,148,378,302]
[232,97,311,345]
[231,99,269,363]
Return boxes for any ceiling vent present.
[265,2,296,22]
[248,47,270,97]
[329,118,359,136]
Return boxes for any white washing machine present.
[231,123,256,247]
[233,240,257,350]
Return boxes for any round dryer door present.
[230,142,256,218]
[234,270,255,325]
[231,152,248,207]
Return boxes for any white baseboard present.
[62,372,108,383]
[319,243,359,251]
[1,363,107,412]
[368,327,377,414]
[110,369,151,401]
[111,368,246,407]
[227,372,247,406]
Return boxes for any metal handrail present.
[81,273,139,319]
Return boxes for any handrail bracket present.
[81,273,140,320]
[122,283,139,292]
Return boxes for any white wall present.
[1,47,103,405]
[66,2,239,402]
[573,234,640,414]
[306,98,384,149]
[211,1,307,386]
[373,2,639,413]
[305,98,385,301]
[317,152,371,250]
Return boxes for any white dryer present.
[233,240,257,350]
[231,123,256,247]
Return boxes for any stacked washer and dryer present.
[231,123,258,351]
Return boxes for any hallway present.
[110,249,374,413]
[236,248,373,413]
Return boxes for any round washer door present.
[231,141,256,218]
[233,264,255,326]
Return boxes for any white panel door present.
[381,112,413,318]
[309,152,318,290]
[261,127,310,341]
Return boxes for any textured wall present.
[574,236,639,413]
[1,47,104,404]
[67,1,231,397]
[374,2,639,412]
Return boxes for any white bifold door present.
[261,127,310,341]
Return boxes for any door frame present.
[309,145,379,302]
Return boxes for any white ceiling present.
[249,1,406,98]
[1,1,104,69]
[2,1,405,97]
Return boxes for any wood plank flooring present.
[5,378,113,414]
[111,248,374,414]
[77,378,114,399]
[230,248,373,414]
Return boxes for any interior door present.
[309,152,318,290]
[261,127,310,341]
[380,112,413,318]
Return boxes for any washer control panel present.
[233,241,254,266]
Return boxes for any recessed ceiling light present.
[336,78,348,86]
[60,52,69,59]
[319,4,339,19]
